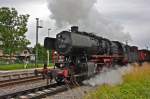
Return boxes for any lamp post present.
[146,46,149,50]
[48,28,51,37]
[35,18,43,68]
[47,28,51,66]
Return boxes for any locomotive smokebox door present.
[44,37,56,50]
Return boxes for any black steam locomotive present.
[37,26,150,83]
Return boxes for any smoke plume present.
[47,0,131,42]
[83,65,133,87]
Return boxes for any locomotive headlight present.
[54,51,57,54]
[60,64,63,68]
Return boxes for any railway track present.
[0,76,42,87]
[0,71,43,87]
[0,70,83,99]
[0,72,35,82]
[0,83,68,99]
[0,76,82,99]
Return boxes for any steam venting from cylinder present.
[47,0,131,42]
[83,65,133,86]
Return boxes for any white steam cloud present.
[47,0,131,42]
[83,65,133,87]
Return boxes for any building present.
[0,47,35,63]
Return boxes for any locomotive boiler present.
[45,26,109,55]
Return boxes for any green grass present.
[85,63,150,99]
[0,63,54,70]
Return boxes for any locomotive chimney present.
[71,26,78,32]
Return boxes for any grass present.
[85,63,150,99]
[0,63,54,70]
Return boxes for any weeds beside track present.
[85,63,150,99]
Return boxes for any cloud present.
[96,0,150,48]
[47,0,131,42]
[0,0,149,48]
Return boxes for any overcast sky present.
[0,0,150,49]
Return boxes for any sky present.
[0,0,150,49]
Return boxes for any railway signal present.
[35,18,43,68]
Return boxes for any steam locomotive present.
[36,26,150,83]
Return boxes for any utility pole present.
[48,28,51,37]
[47,28,51,66]
[35,18,43,68]
[126,40,128,45]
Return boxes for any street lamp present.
[47,28,51,66]
[35,18,43,68]
[146,45,149,50]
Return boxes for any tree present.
[0,7,30,56]
[33,43,52,64]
